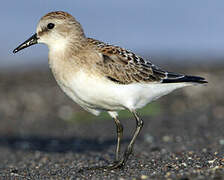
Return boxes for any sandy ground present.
[0,65,223,179]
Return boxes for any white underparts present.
[54,70,192,116]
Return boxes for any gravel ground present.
[0,65,223,179]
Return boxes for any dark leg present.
[114,117,123,161]
[79,110,143,171]
[99,110,144,170]
[122,111,144,163]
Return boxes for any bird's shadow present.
[0,135,130,153]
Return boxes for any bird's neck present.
[48,36,89,73]
[49,35,86,53]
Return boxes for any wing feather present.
[87,38,187,84]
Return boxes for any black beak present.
[13,33,38,54]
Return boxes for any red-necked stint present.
[13,11,207,170]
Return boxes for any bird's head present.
[13,11,86,54]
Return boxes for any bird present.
[13,11,207,170]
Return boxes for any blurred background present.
[1,0,224,69]
[0,1,224,178]
[0,0,224,152]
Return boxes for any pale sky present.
[1,0,224,69]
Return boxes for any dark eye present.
[47,23,55,29]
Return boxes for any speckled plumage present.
[87,38,170,84]
[86,37,206,85]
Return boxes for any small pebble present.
[219,139,224,145]
[141,175,148,179]
[162,135,173,142]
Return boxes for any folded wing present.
[88,38,207,85]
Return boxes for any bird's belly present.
[56,71,127,112]
[55,70,189,114]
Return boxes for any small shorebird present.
[13,11,207,170]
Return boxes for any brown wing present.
[87,38,185,84]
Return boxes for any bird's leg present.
[79,111,143,171]
[114,117,123,161]
[101,110,144,170]
[122,111,143,163]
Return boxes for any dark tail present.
[162,72,208,84]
